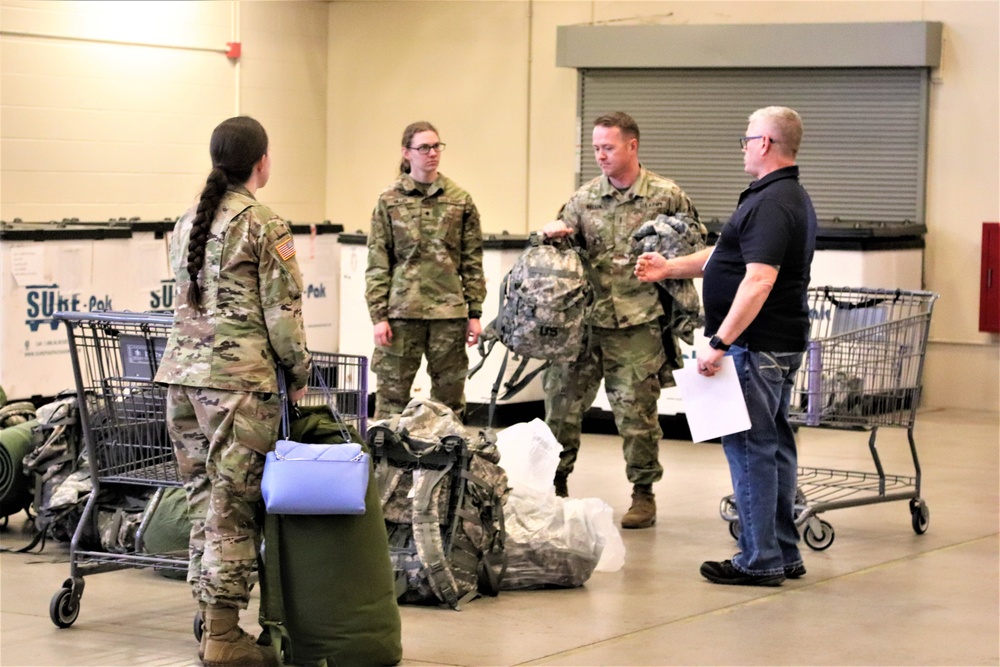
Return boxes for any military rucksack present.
[470,233,594,426]
[367,399,509,610]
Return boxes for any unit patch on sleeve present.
[275,235,296,261]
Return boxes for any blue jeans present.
[723,346,804,576]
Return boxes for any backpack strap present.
[498,357,551,402]
[410,465,465,609]
[466,335,498,381]
[454,466,507,597]
[467,269,511,382]
[476,499,507,597]
[485,346,511,429]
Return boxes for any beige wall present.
[0,0,329,223]
[327,0,999,412]
[1,1,995,411]
[325,0,530,234]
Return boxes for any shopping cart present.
[50,311,370,629]
[49,310,181,628]
[720,286,938,551]
[300,351,369,439]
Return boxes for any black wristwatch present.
[709,335,731,352]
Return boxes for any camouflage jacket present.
[155,187,311,393]
[632,213,709,344]
[558,168,697,329]
[365,173,486,323]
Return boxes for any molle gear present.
[621,484,656,529]
[201,604,277,667]
[369,399,509,610]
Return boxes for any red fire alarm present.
[226,42,241,60]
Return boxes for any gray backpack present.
[368,399,509,610]
[471,233,594,425]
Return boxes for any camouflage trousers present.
[165,385,281,608]
[371,318,469,420]
[544,321,665,486]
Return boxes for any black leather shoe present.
[700,560,785,587]
[784,563,806,579]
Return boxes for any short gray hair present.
[749,106,802,157]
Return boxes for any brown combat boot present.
[201,603,277,667]
[621,484,656,529]
[554,472,569,498]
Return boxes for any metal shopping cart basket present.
[49,310,180,628]
[720,286,938,551]
[299,351,369,439]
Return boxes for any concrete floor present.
[1,408,997,666]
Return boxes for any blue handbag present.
[261,371,370,515]
[262,440,369,515]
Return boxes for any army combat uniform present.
[365,173,486,419]
[155,186,310,609]
[545,168,698,488]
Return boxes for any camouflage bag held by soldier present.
[632,212,708,380]
[368,399,509,610]
[469,232,595,426]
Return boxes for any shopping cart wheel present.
[728,519,741,541]
[719,495,738,522]
[802,519,835,551]
[909,499,930,535]
[50,586,81,628]
[193,610,204,642]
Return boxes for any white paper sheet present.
[673,356,751,443]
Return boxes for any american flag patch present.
[275,235,296,261]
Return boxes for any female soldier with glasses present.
[364,121,486,420]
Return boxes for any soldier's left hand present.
[466,318,482,347]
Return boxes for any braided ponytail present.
[184,116,269,310]
[185,168,227,308]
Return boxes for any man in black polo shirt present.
[635,106,817,586]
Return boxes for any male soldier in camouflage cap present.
[542,112,701,529]
[366,121,486,420]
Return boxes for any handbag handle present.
[278,368,353,444]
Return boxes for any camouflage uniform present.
[545,168,698,485]
[365,173,486,419]
[155,186,310,608]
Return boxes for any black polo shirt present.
[702,165,818,352]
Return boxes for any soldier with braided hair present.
[155,116,310,666]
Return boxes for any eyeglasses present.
[408,143,446,155]
[739,135,777,149]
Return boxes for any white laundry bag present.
[496,419,625,589]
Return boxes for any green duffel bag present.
[142,487,192,580]
[0,420,40,518]
[260,405,402,667]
